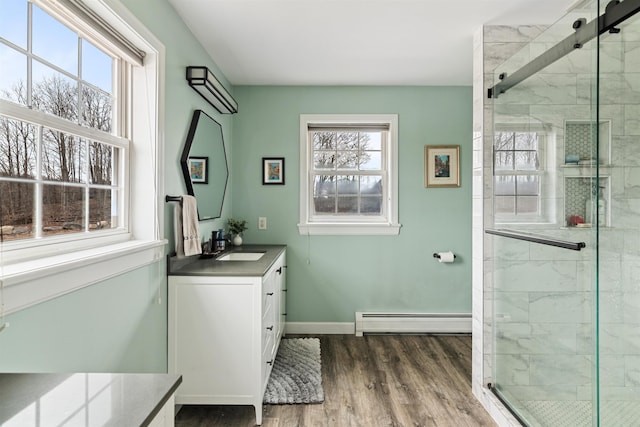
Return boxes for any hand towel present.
[174,203,185,258]
[180,195,202,257]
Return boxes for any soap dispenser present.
[585,184,595,225]
[217,228,225,251]
[597,185,606,227]
[585,183,606,227]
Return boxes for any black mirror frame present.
[180,110,229,220]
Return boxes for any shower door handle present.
[485,228,586,251]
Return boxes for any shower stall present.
[482,0,640,425]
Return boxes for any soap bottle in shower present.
[585,184,595,225]
[597,185,606,226]
[585,184,606,227]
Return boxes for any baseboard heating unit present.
[355,312,472,336]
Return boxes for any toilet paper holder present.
[433,252,456,260]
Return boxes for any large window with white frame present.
[0,0,165,315]
[298,114,400,235]
[0,0,131,245]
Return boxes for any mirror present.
[180,110,229,220]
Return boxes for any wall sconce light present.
[186,66,238,114]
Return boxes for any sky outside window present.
[0,0,27,48]
[1,1,113,107]
[32,4,79,76]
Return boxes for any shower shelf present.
[562,120,611,229]
[564,176,610,227]
[563,120,611,166]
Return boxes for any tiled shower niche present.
[564,176,609,227]
[562,120,611,227]
[563,120,611,166]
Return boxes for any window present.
[494,125,550,222]
[298,114,400,235]
[0,0,128,244]
[0,0,165,314]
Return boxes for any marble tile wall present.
[473,16,640,426]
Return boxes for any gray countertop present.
[168,244,286,277]
[0,373,182,427]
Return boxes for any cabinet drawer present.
[262,289,275,317]
[262,334,275,389]
[263,292,274,322]
[262,316,275,352]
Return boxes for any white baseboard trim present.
[285,322,355,335]
[284,315,473,336]
[355,312,472,336]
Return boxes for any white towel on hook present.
[174,203,185,258]
[175,195,201,257]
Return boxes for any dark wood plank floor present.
[175,334,496,427]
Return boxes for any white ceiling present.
[168,0,576,86]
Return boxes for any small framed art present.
[188,156,208,184]
[424,145,460,188]
[262,157,285,185]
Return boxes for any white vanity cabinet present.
[168,249,286,426]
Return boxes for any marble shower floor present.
[520,400,640,426]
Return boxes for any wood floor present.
[175,334,497,427]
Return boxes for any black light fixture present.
[186,66,238,114]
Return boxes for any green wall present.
[232,86,473,322]
[0,263,166,372]
[0,0,231,372]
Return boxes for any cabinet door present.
[169,278,257,400]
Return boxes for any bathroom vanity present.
[167,245,286,426]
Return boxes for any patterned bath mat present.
[263,337,324,404]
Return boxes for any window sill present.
[298,223,401,236]
[1,239,167,315]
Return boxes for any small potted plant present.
[227,218,248,246]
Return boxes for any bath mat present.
[263,337,324,404]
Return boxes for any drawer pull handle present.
[266,292,274,296]
[267,360,273,365]
[266,325,274,330]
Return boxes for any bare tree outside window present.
[494,130,543,217]
[0,1,122,242]
[1,77,116,241]
[312,130,383,215]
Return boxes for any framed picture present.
[188,156,208,184]
[424,145,460,188]
[262,157,285,185]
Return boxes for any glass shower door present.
[489,3,600,425]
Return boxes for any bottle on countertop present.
[210,230,218,252]
[217,228,225,251]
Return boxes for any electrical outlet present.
[258,217,267,230]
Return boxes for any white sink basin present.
[217,252,265,261]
